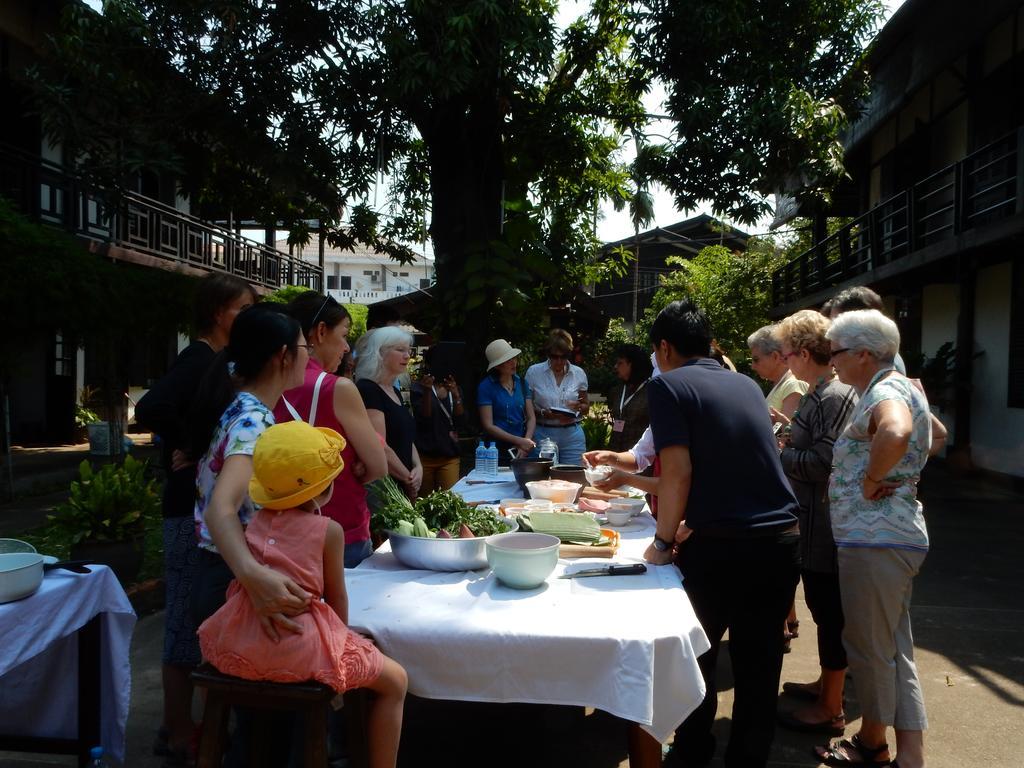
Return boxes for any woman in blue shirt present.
[477,339,536,465]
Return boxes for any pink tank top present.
[274,359,371,543]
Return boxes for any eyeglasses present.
[829,348,852,360]
[388,346,411,355]
[296,343,314,353]
[781,350,798,361]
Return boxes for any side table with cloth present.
[348,499,710,743]
[0,565,136,765]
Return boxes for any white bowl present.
[604,509,633,527]
[609,498,646,516]
[525,480,582,504]
[584,465,614,485]
[0,552,44,603]
[486,532,560,589]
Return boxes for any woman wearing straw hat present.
[477,339,536,465]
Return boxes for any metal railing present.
[772,128,1024,306]
[0,143,322,292]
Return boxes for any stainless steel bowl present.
[388,517,518,571]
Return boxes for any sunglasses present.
[829,348,852,360]
[310,295,340,328]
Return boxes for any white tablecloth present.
[349,495,710,742]
[0,564,136,763]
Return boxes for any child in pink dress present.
[198,420,407,768]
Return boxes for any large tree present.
[33,0,883,348]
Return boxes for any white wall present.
[970,263,1024,477]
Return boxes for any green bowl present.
[486,532,560,589]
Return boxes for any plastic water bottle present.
[88,746,109,767]
[486,442,499,476]
[538,436,558,465]
[474,439,487,475]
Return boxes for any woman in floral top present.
[189,303,313,640]
[816,309,944,768]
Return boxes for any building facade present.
[0,1,321,446]
[279,235,433,306]
[594,214,750,326]
[770,0,1024,477]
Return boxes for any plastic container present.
[538,436,559,465]
[474,440,487,474]
[486,442,499,476]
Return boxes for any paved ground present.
[2,461,1022,767]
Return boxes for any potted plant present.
[74,385,102,443]
[50,455,159,583]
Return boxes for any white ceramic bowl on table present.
[608,498,646,516]
[604,509,633,527]
[0,552,44,603]
[388,517,518,572]
[486,532,560,589]
[525,480,583,504]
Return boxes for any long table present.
[348,471,710,742]
[0,564,136,766]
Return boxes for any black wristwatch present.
[652,535,673,552]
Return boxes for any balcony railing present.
[772,128,1024,307]
[0,143,322,292]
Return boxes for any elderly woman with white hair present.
[355,326,422,500]
[748,324,807,424]
[815,309,942,768]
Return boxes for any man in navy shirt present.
[644,300,800,768]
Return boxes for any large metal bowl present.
[388,517,518,572]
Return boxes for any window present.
[339,276,351,290]
[399,272,409,276]
[326,275,338,290]
[54,333,73,377]
[420,278,431,289]
[1009,260,1024,408]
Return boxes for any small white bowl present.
[604,509,633,527]
[584,465,614,485]
[609,498,646,516]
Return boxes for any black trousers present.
[802,568,847,671]
[672,532,800,768]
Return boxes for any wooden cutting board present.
[559,529,620,558]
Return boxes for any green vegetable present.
[395,520,415,536]
[369,476,418,537]
[412,517,431,538]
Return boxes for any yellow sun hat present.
[248,421,347,510]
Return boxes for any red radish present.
[458,523,475,538]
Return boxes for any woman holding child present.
[273,291,387,567]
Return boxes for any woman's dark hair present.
[188,303,301,460]
[288,291,351,339]
[194,274,257,335]
[614,344,653,386]
[649,299,713,358]
[830,285,884,315]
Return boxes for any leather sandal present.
[788,618,800,638]
[816,734,891,766]
[778,709,845,735]
[782,680,820,700]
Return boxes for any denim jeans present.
[531,424,587,466]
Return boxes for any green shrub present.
[50,455,159,545]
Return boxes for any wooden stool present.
[191,663,336,768]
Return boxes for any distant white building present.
[279,235,434,306]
